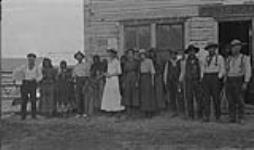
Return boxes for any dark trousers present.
[20,80,37,119]
[226,77,245,121]
[202,73,221,120]
[75,77,88,115]
[168,81,177,112]
[186,80,203,119]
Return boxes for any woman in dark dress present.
[122,49,140,117]
[148,49,166,111]
[90,55,105,112]
[56,60,72,117]
[139,49,157,118]
[39,58,57,117]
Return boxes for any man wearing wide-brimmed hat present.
[201,42,225,122]
[182,44,204,120]
[225,39,252,124]
[164,49,184,116]
[73,51,91,118]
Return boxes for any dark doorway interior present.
[219,21,252,56]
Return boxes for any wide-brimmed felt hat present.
[27,53,37,58]
[106,49,118,54]
[74,51,85,59]
[230,39,247,47]
[185,44,200,53]
[205,42,219,50]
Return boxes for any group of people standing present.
[13,39,252,124]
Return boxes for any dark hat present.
[106,49,118,54]
[185,45,199,53]
[125,49,135,53]
[205,42,218,50]
[74,51,85,59]
[230,39,247,47]
[27,53,37,58]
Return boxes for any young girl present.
[56,60,72,117]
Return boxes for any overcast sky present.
[2,0,84,58]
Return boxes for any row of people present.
[13,39,252,124]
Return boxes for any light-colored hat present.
[205,42,219,50]
[230,39,247,47]
[139,49,146,54]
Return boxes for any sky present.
[2,0,84,59]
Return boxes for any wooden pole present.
[0,0,2,119]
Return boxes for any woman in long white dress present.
[101,49,125,112]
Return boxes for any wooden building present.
[84,0,254,62]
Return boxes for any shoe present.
[203,118,210,123]
[82,114,88,118]
[229,118,236,123]
[75,114,81,118]
[237,119,245,125]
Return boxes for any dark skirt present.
[154,74,166,110]
[122,72,140,107]
[56,81,70,105]
[140,73,157,112]
[39,83,56,115]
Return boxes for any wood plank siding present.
[84,0,254,55]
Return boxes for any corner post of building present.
[252,18,254,66]
[119,23,125,56]
[151,23,156,48]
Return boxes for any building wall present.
[84,0,254,56]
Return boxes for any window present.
[156,24,183,51]
[124,25,151,50]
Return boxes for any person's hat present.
[185,44,200,53]
[27,53,37,58]
[125,49,135,53]
[74,51,85,59]
[205,42,219,50]
[106,49,118,54]
[230,39,247,47]
[139,49,146,54]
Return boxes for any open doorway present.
[219,21,252,56]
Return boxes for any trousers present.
[20,80,37,119]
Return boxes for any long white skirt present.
[101,76,125,112]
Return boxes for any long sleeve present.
[179,59,186,82]
[163,62,169,85]
[218,56,226,79]
[116,60,122,75]
[150,60,156,75]
[244,56,252,83]
[36,67,43,82]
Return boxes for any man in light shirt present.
[12,53,42,120]
[201,42,225,122]
[73,51,91,118]
[225,39,252,124]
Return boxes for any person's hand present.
[135,82,139,87]
[242,82,248,91]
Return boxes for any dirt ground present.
[1,113,254,150]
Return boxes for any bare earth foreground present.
[1,114,254,150]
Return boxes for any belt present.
[204,72,218,75]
